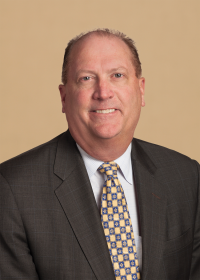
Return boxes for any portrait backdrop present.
[0,0,200,163]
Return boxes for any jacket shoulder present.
[0,133,64,178]
[133,138,198,171]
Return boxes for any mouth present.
[94,109,116,114]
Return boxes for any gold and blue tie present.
[98,161,140,280]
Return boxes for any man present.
[0,29,199,280]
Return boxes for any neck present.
[72,133,133,162]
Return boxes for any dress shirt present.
[77,143,142,270]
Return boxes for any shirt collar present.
[77,143,133,184]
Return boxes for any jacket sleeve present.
[0,173,39,280]
[189,161,200,280]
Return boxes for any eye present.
[114,73,123,78]
[82,76,90,81]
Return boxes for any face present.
[59,34,145,149]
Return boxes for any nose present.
[93,79,114,100]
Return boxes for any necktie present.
[98,161,140,280]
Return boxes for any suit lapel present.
[54,131,115,280]
[131,139,167,280]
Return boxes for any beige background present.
[0,0,200,163]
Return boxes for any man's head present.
[59,29,145,160]
[61,29,142,85]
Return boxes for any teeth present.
[95,109,115,114]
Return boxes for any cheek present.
[65,90,92,122]
[129,86,142,104]
[121,88,136,106]
[123,88,142,118]
[74,90,92,110]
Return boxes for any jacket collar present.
[54,130,115,280]
[131,138,167,280]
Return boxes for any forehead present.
[68,34,134,71]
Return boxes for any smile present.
[95,109,116,114]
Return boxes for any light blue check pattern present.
[98,162,140,280]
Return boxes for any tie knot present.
[98,161,119,177]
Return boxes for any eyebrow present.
[76,70,95,76]
[109,67,127,72]
[76,66,128,77]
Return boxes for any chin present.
[92,126,122,140]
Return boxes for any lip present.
[90,108,118,114]
[94,108,116,114]
[89,109,119,121]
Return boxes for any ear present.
[58,84,67,113]
[139,77,145,107]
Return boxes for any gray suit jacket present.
[0,130,199,280]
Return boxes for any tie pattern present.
[98,162,140,280]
